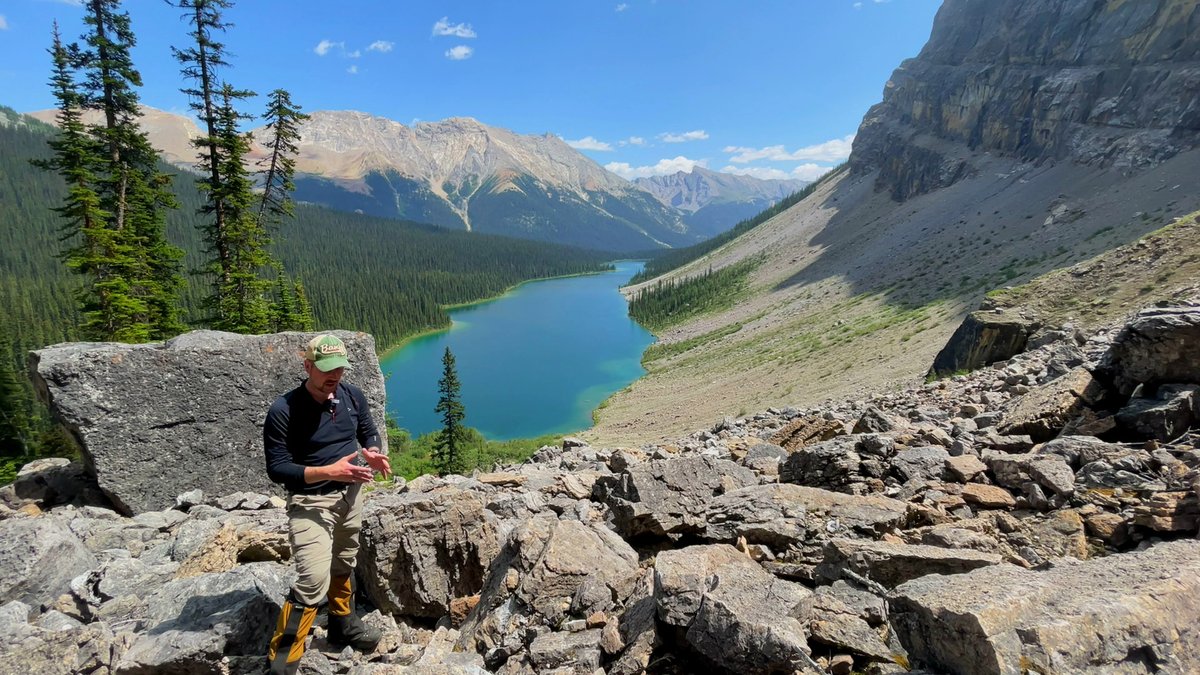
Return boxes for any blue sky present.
[0,0,942,182]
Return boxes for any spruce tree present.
[172,0,233,283]
[293,279,315,331]
[257,89,308,230]
[209,83,273,332]
[173,0,277,331]
[433,347,468,475]
[80,0,184,339]
[36,23,141,341]
[271,263,299,331]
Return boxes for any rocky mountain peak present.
[634,165,807,214]
[850,0,1200,201]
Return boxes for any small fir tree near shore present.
[433,347,469,475]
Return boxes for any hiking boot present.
[267,595,318,674]
[327,611,381,652]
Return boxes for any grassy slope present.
[588,148,1200,445]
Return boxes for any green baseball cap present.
[305,334,351,372]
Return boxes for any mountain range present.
[27,107,800,253]
[634,166,807,239]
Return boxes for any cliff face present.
[851,0,1200,201]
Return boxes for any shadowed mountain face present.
[851,0,1200,201]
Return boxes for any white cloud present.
[721,163,832,182]
[0,15,7,30]
[660,130,709,143]
[368,40,394,53]
[617,136,646,147]
[347,65,359,75]
[433,17,477,38]
[314,39,343,56]
[615,3,629,11]
[605,156,707,179]
[445,45,474,60]
[347,49,361,58]
[853,2,863,8]
[724,134,855,163]
[564,136,613,151]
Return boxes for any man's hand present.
[308,453,374,484]
[361,447,391,479]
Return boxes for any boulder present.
[655,544,812,674]
[891,447,949,482]
[1098,305,1200,396]
[0,616,117,675]
[769,415,846,451]
[945,455,987,482]
[605,569,658,675]
[985,453,1075,498]
[851,406,904,434]
[456,516,639,663]
[0,517,97,611]
[595,456,757,538]
[815,539,1002,588]
[794,592,893,662]
[1115,385,1200,442]
[779,436,863,491]
[11,458,103,507]
[890,540,1200,674]
[359,487,502,619]
[113,562,293,673]
[701,484,908,569]
[654,544,751,627]
[1036,435,1144,470]
[929,310,1040,378]
[960,484,1016,510]
[997,367,1107,441]
[1132,491,1200,532]
[527,630,603,672]
[30,330,387,515]
[742,443,787,476]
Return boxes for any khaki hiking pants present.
[287,483,365,605]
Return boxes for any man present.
[263,334,392,674]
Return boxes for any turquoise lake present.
[380,261,655,440]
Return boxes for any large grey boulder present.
[1099,305,1200,396]
[113,561,293,674]
[456,515,639,667]
[701,484,908,569]
[929,310,1040,378]
[815,539,1002,588]
[890,540,1200,675]
[359,486,502,619]
[10,458,103,507]
[595,455,757,538]
[30,330,386,515]
[654,544,812,674]
[0,614,117,675]
[1115,384,1200,442]
[998,367,1107,441]
[779,435,864,491]
[0,517,97,611]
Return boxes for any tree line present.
[627,258,759,331]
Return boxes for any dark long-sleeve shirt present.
[263,381,381,494]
